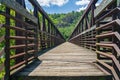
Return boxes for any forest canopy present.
[48,11,84,40]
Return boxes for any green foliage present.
[0,5,6,80]
[58,26,75,40]
[0,4,16,79]
[0,4,84,79]
[49,11,84,40]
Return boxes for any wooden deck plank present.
[18,72,106,77]
[17,42,109,77]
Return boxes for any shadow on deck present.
[13,42,111,80]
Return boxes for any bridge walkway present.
[16,42,110,79]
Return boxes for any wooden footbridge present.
[0,0,120,80]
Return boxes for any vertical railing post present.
[5,7,10,80]
[33,6,39,57]
[78,25,80,34]
[50,24,53,47]
[96,22,100,59]
[85,14,88,30]
[15,0,25,64]
[91,3,95,26]
[53,28,55,46]
[91,3,96,50]
[117,0,120,50]
[112,2,120,78]
[81,20,83,32]
[54,29,57,45]
[42,15,46,50]
[24,24,28,65]
[48,21,50,48]
[51,25,54,47]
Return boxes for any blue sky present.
[26,0,102,14]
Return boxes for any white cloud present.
[76,6,87,12]
[37,0,69,7]
[96,3,100,6]
[75,0,90,6]
[75,0,90,12]
[96,0,103,7]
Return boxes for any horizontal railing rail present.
[94,0,115,18]
[96,19,120,80]
[69,0,120,80]
[95,1,120,79]
[69,0,98,50]
[0,0,65,79]
[69,0,98,40]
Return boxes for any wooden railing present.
[95,0,120,79]
[69,0,120,80]
[0,0,65,79]
[69,0,97,50]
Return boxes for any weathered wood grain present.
[0,0,38,24]
[17,42,108,77]
[94,0,115,18]
[69,25,96,41]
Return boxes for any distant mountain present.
[48,11,84,40]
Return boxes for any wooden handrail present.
[29,0,65,40]
[97,60,120,80]
[0,0,120,80]
[69,0,120,80]
[96,32,120,41]
[96,51,120,72]
[94,0,115,18]
[96,43,120,56]
[95,7,120,23]
[96,19,120,30]
[0,0,38,24]
[69,0,98,40]
[0,0,65,79]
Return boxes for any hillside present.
[48,11,84,40]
